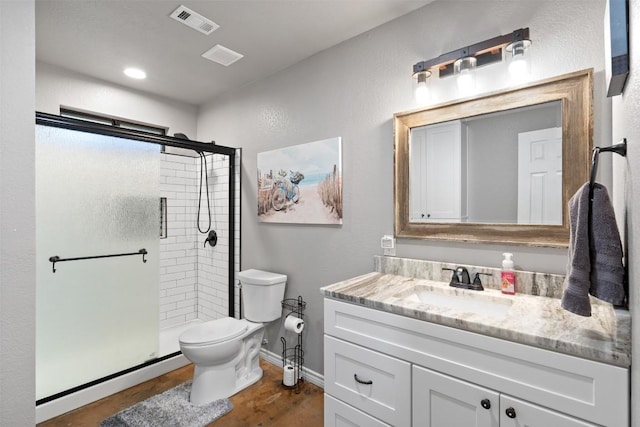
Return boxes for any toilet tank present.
[238,269,287,322]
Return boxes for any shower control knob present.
[480,399,491,409]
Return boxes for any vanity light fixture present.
[412,28,531,99]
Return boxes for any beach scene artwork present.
[257,137,342,224]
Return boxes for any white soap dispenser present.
[501,252,515,295]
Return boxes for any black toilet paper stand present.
[280,295,306,393]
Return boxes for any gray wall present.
[197,0,610,376]
[611,0,639,423]
[0,1,36,425]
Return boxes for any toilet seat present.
[179,317,248,346]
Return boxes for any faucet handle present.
[442,268,457,284]
[472,272,492,290]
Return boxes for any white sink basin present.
[396,284,514,317]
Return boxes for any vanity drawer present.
[324,335,411,426]
[324,394,391,427]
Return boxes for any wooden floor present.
[38,360,324,427]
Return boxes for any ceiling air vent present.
[202,44,244,67]
[169,5,219,35]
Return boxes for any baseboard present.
[260,348,324,389]
[36,353,190,423]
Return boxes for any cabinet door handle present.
[354,374,373,385]
[505,407,516,418]
[480,399,491,409]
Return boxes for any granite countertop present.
[321,267,631,368]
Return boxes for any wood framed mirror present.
[394,69,592,247]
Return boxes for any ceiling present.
[36,0,432,106]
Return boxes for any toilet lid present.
[179,317,248,345]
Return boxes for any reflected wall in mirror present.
[395,69,592,247]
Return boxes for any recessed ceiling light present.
[124,68,147,80]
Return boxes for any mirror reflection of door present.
[517,127,563,225]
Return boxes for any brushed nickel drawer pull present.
[354,374,373,385]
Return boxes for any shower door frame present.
[35,111,237,405]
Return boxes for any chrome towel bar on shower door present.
[48,248,147,273]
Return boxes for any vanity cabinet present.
[323,298,628,427]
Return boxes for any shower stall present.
[34,113,240,420]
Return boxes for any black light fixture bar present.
[413,28,530,78]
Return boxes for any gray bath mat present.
[100,381,233,427]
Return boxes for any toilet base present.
[190,362,263,405]
[186,321,264,405]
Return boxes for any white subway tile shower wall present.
[197,154,231,321]
[160,154,198,328]
[159,152,238,329]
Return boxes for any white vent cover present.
[170,5,219,35]
[202,44,244,66]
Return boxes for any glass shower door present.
[35,124,160,400]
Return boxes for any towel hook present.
[589,138,627,200]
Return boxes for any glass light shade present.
[454,57,476,93]
[413,70,431,104]
[506,39,531,82]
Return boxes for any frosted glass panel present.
[35,125,160,400]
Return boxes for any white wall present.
[0,1,36,425]
[36,61,198,138]
[197,0,610,375]
[610,0,639,423]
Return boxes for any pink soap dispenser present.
[501,252,516,295]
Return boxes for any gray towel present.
[561,182,625,316]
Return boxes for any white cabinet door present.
[413,365,499,427]
[500,395,598,427]
[410,120,463,222]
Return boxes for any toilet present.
[178,269,286,405]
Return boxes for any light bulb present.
[508,55,528,78]
[124,67,147,80]
[454,57,476,94]
[506,39,531,83]
[415,83,429,103]
[456,70,475,92]
[413,70,431,104]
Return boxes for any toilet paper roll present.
[284,315,304,334]
[283,364,296,387]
